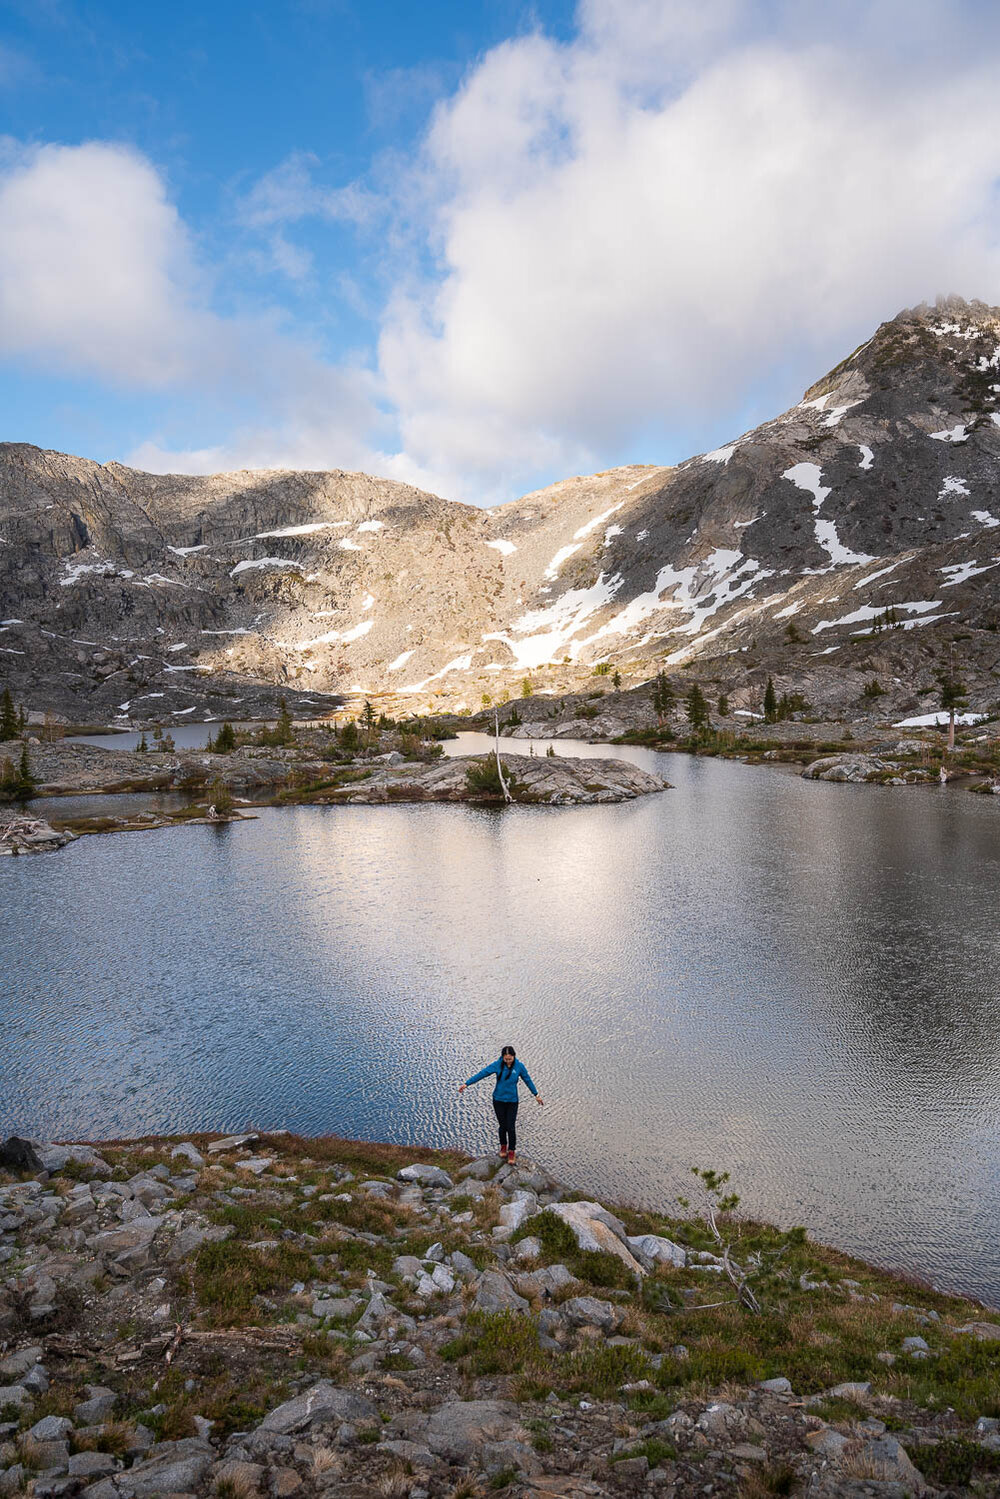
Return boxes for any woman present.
[458,1046,544,1164]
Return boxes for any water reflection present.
[3,740,1000,1301]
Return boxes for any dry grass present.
[311,1445,341,1474]
[376,1465,413,1498]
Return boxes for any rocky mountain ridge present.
[1,296,999,726]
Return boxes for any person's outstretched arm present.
[458,1062,496,1094]
[518,1062,544,1105]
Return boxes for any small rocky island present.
[2,1129,1000,1499]
[0,714,668,853]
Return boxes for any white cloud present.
[374,0,1000,498]
[4,2,1000,506]
[0,139,388,477]
[0,141,205,384]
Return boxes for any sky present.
[1,0,1000,506]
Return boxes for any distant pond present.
[4,735,1000,1304]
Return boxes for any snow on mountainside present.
[1,296,999,723]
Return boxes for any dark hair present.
[500,1045,516,1080]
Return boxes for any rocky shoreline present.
[0,733,668,853]
[2,1131,1000,1499]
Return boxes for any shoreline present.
[3,1127,1000,1498]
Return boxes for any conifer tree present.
[763,676,778,723]
[686,682,710,734]
[718,693,729,716]
[652,671,674,723]
[211,721,236,753]
[277,698,294,745]
[0,688,18,741]
[16,745,34,797]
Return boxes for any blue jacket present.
[465,1057,538,1103]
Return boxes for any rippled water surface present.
[5,736,1000,1302]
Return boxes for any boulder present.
[311,1298,358,1320]
[206,1133,259,1154]
[548,1201,645,1274]
[74,1387,117,1424]
[103,1443,213,1497]
[0,1347,43,1380]
[560,1296,623,1333]
[29,1415,73,1442]
[499,1191,538,1233]
[397,1164,453,1189]
[861,1435,929,1491]
[0,1137,44,1174]
[259,1381,378,1434]
[170,1143,205,1168]
[33,1143,110,1176]
[474,1271,530,1314]
[626,1233,686,1269]
[425,1400,521,1461]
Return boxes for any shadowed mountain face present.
[2,296,999,723]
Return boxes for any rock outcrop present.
[2,1129,997,1498]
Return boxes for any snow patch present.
[938,475,970,500]
[939,558,1000,588]
[387,650,415,672]
[230,557,301,577]
[812,600,942,633]
[853,560,905,589]
[603,525,623,545]
[255,522,347,538]
[356,520,385,532]
[574,502,625,540]
[783,463,875,568]
[702,445,736,464]
[60,560,116,586]
[544,543,583,579]
[402,653,474,692]
[485,539,517,556]
[895,711,985,727]
[167,544,208,555]
[929,424,969,443]
[858,446,874,470]
[971,509,1000,529]
[773,600,803,620]
[339,539,363,551]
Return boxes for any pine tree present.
[652,671,674,723]
[212,721,236,753]
[0,688,18,741]
[718,693,729,716]
[16,745,35,797]
[339,719,359,751]
[135,733,149,754]
[612,670,622,690]
[361,700,377,740]
[686,683,709,733]
[763,677,778,723]
[277,698,294,745]
[521,678,532,698]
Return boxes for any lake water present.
[4,734,1000,1304]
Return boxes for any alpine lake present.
[4,730,1000,1304]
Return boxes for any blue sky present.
[1,0,999,504]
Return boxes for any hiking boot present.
[506,1151,517,1165]
[498,1148,508,1160]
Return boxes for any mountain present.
[1,295,999,725]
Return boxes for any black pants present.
[493,1099,518,1152]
